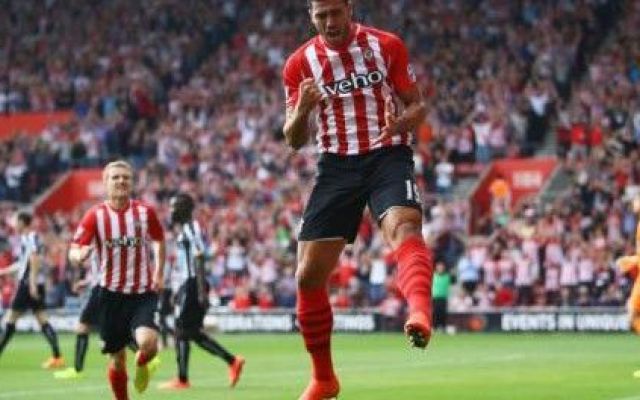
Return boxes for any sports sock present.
[297,287,335,381]
[395,236,434,315]
[41,323,61,358]
[193,332,235,364]
[108,366,128,400]
[75,333,89,372]
[0,322,16,355]
[177,339,190,382]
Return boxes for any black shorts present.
[175,279,207,335]
[79,286,101,326]
[97,287,158,354]
[11,282,45,312]
[299,145,422,243]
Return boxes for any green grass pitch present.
[0,332,639,399]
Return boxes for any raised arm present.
[283,78,322,150]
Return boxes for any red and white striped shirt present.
[73,200,164,294]
[283,23,417,155]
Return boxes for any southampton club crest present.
[363,47,374,61]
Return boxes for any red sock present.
[297,287,335,381]
[395,235,434,315]
[136,351,149,367]
[108,366,128,400]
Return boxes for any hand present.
[297,78,322,113]
[78,246,93,262]
[73,280,88,294]
[30,284,39,299]
[372,96,399,146]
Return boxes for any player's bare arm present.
[372,86,427,146]
[152,240,166,291]
[0,263,18,277]
[68,244,93,267]
[283,78,322,150]
[29,252,41,299]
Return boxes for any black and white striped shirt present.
[16,231,43,284]
[174,221,206,286]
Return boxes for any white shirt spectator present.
[483,259,499,287]
[545,265,560,292]
[369,258,387,286]
[514,255,535,287]
[435,160,455,191]
[578,257,594,285]
[469,244,488,271]
[226,241,247,273]
[498,257,514,285]
[560,259,578,287]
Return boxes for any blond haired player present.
[69,160,165,399]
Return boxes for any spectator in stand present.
[488,173,511,228]
[456,248,479,298]
[432,262,451,331]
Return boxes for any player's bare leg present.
[134,327,159,393]
[296,240,343,400]
[382,207,434,349]
[108,349,129,400]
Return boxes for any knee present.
[110,352,126,371]
[137,333,158,357]
[382,209,422,248]
[295,262,326,290]
[295,265,314,289]
[388,220,422,249]
[76,323,90,335]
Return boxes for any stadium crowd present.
[0,0,634,315]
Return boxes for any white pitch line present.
[0,385,106,398]
[0,354,525,398]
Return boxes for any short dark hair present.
[170,193,195,224]
[16,211,32,226]
[308,0,350,8]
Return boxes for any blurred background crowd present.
[0,0,638,317]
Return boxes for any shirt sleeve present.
[192,221,206,253]
[283,53,305,109]
[147,207,165,241]
[387,35,417,94]
[72,209,97,246]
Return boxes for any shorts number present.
[405,180,421,203]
